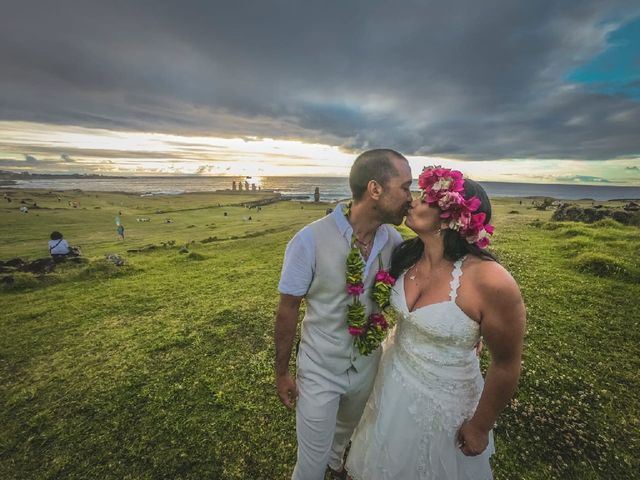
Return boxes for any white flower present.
[433,178,452,191]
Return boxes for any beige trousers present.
[292,349,379,480]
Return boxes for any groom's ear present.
[367,180,383,200]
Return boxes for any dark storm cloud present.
[0,0,639,160]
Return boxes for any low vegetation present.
[1,189,638,479]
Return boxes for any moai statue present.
[314,187,320,202]
[238,181,243,191]
[252,183,256,191]
[232,181,237,191]
[244,180,250,191]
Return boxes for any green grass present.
[1,190,639,479]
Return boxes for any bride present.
[346,166,526,479]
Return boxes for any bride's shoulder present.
[463,257,519,295]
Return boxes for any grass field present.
[1,188,639,479]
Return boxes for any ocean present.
[4,176,640,201]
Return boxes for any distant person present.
[117,224,125,240]
[48,231,80,261]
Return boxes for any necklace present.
[409,263,419,281]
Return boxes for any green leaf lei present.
[344,202,397,355]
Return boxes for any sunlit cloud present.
[1,121,638,184]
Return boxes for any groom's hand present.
[276,373,298,409]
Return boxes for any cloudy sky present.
[1,0,639,184]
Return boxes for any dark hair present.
[390,178,497,278]
[50,231,63,240]
[349,149,407,201]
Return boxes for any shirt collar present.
[332,202,389,248]
[333,203,353,241]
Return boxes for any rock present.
[611,211,631,224]
[624,201,640,212]
[23,258,56,274]
[552,202,634,225]
[105,254,125,266]
[178,246,189,254]
[3,258,26,268]
[127,244,157,253]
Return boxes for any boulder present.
[552,203,634,225]
[105,254,125,266]
[22,258,56,274]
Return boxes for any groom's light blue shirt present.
[278,203,402,297]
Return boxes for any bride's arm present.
[458,263,526,456]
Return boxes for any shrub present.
[628,211,640,227]
[573,252,629,279]
[559,225,592,238]
[540,221,564,230]
[592,218,622,228]
[1,272,40,292]
[529,219,545,228]
[76,259,130,280]
[565,237,592,251]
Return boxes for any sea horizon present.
[3,175,640,201]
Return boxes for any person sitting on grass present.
[48,231,80,261]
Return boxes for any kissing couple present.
[275,149,526,480]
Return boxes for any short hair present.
[50,231,63,240]
[349,149,407,201]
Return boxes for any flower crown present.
[417,166,495,248]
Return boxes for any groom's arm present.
[274,227,314,408]
[275,294,302,408]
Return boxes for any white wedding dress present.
[346,258,494,480]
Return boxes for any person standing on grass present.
[274,149,413,480]
[117,224,125,240]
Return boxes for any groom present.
[275,149,413,480]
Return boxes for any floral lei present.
[344,203,397,355]
[418,166,495,248]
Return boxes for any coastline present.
[2,185,638,202]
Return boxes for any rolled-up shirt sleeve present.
[278,226,315,297]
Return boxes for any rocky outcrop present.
[552,203,636,225]
[0,255,86,275]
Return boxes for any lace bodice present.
[390,257,482,399]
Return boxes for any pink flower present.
[369,313,389,329]
[476,236,491,248]
[346,283,365,296]
[348,325,366,336]
[375,270,396,285]
[465,196,481,213]
[417,165,496,247]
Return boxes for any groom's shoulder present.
[381,224,403,246]
[288,214,333,244]
[306,211,338,231]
